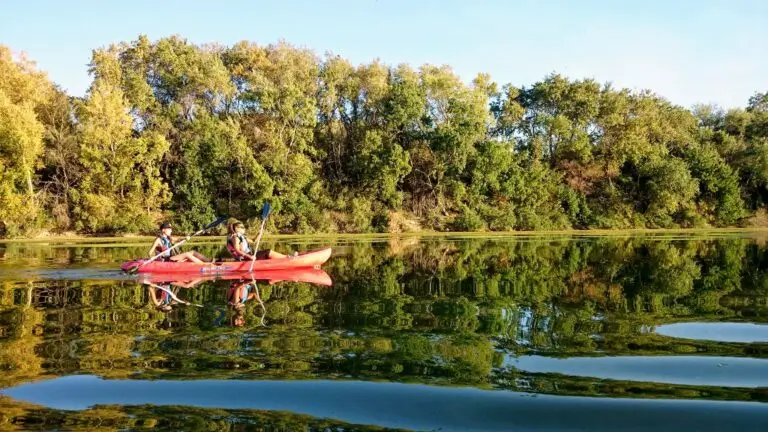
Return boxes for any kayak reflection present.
[139,269,332,327]
[138,268,332,287]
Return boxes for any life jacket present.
[240,284,252,304]
[155,235,174,259]
[227,234,251,260]
[227,282,253,304]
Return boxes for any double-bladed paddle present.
[146,282,204,308]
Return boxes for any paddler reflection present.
[227,279,266,327]
[144,279,204,312]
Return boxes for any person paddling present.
[149,222,212,264]
[226,220,293,261]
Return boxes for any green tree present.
[684,144,746,225]
[74,48,169,232]
[171,112,272,229]
[38,87,79,230]
[224,41,324,232]
[0,46,53,235]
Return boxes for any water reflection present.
[4,376,768,432]
[505,355,768,388]
[2,234,768,430]
[655,322,768,343]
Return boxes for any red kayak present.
[138,268,333,286]
[121,248,332,274]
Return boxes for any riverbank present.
[4,227,768,244]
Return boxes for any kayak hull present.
[121,248,332,274]
[138,268,333,286]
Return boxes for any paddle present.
[248,202,272,272]
[253,284,267,326]
[239,274,267,328]
[147,282,203,308]
[126,216,228,274]
[251,274,266,317]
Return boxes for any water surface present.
[2,233,768,431]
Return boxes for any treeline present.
[1,36,767,236]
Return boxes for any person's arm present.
[147,286,161,306]
[169,236,186,255]
[226,286,236,304]
[148,238,160,258]
[234,236,255,260]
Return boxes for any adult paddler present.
[225,220,294,261]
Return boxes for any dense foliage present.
[1,37,767,236]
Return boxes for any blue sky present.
[2,0,766,108]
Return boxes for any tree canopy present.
[0,36,766,236]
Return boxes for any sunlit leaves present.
[0,46,53,235]
[1,38,768,235]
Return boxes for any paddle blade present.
[124,258,148,274]
[261,202,272,220]
[126,265,139,274]
[205,216,228,231]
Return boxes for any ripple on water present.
[0,268,131,281]
[655,322,768,343]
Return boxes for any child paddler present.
[148,222,212,264]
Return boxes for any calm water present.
[1,233,768,431]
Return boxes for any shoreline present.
[3,227,768,244]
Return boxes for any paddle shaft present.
[248,274,267,327]
[248,217,269,272]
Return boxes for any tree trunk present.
[22,155,35,199]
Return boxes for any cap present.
[159,222,172,229]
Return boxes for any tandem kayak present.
[121,248,332,274]
[138,268,333,286]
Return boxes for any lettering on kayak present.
[200,265,234,273]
